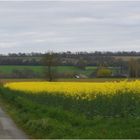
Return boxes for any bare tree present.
[128,58,139,78]
[42,52,58,81]
[76,57,87,70]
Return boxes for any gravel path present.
[0,107,28,139]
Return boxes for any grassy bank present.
[1,77,139,84]
[1,84,140,138]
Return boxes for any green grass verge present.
[0,87,140,138]
[1,78,139,83]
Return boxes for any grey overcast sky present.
[0,1,140,53]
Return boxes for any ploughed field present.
[1,81,140,138]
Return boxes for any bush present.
[96,67,112,78]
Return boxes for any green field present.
[0,65,119,77]
[0,65,97,76]
[0,65,43,74]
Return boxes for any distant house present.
[75,74,88,79]
[75,75,80,79]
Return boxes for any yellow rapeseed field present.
[4,80,140,100]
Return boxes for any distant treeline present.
[0,51,139,67]
[5,51,140,57]
[0,51,139,78]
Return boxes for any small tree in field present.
[42,52,58,82]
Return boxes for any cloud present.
[62,17,99,24]
[0,42,18,49]
[0,1,140,53]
